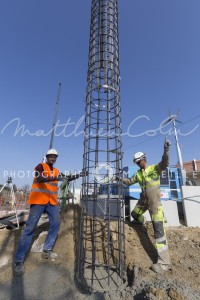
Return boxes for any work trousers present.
[131,201,170,265]
[15,203,61,262]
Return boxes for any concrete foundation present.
[82,195,124,220]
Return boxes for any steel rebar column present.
[77,0,126,291]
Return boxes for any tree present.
[22,184,31,193]
[13,184,17,192]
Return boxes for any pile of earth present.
[0,204,199,300]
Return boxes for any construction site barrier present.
[0,192,30,216]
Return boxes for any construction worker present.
[14,149,65,276]
[116,139,171,273]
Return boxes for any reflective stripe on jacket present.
[28,163,59,205]
[134,164,160,191]
[122,148,169,189]
[122,164,161,191]
[129,164,161,211]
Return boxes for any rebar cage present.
[77,0,126,291]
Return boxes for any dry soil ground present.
[0,204,199,300]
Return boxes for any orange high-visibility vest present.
[28,163,59,205]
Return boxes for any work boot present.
[151,263,169,273]
[14,262,25,276]
[42,250,57,259]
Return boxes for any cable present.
[176,114,200,127]
[123,113,200,151]
[170,194,200,203]
[124,134,161,150]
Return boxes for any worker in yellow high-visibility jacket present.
[117,139,171,273]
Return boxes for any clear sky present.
[0,0,200,188]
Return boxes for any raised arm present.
[157,139,171,172]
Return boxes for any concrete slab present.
[161,201,180,227]
[182,186,200,227]
[83,195,124,220]
[129,200,180,227]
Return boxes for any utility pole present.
[172,116,186,185]
[164,114,186,185]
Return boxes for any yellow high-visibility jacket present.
[122,150,169,210]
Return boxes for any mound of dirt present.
[0,204,199,300]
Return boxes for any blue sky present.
[0,0,200,187]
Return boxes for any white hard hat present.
[133,152,146,163]
[46,149,58,157]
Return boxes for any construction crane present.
[49,82,62,149]
[42,82,62,163]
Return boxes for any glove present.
[113,176,120,182]
[79,170,88,177]
[57,174,67,181]
[49,176,57,181]
[164,138,171,151]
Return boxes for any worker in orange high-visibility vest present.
[14,149,64,276]
[28,151,60,206]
